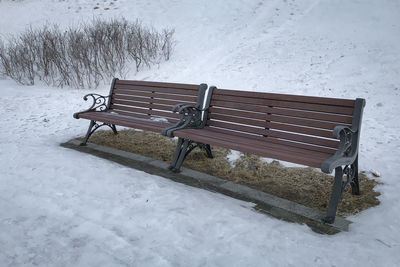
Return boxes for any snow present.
[1,0,400,266]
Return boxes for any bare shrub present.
[0,18,175,88]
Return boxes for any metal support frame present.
[322,156,360,223]
[161,85,216,137]
[321,98,365,223]
[80,120,118,146]
[168,138,213,172]
[73,78,118,119]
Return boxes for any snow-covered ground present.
[1,0,399,266]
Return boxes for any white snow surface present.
[1,0,400,266]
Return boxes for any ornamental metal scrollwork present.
[81,93,110,112]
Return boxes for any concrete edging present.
[61,139,351,234]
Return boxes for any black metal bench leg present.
[171,139,191,173]
[111,124,118,135]
[323,167,344,224]
[169,138,184,170]
[80,120,96,146]
[350,156,360,195]
[204,144,213,158]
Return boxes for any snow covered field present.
[0,0,399,266]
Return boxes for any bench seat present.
[77,111,173,133]
[173,127,335,168]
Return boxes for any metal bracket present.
[168,138,213,172]
[80,120,118,146]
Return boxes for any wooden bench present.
[168,86,365,223]
[74,78,208,145]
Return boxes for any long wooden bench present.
[168,86,365,223]
[74,78,208,145]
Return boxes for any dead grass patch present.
[80,129,380,216]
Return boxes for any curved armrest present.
[73,93,111,119]
[321,126,358,173]
[172,104,207,114]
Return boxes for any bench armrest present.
[321,126,359,173]
[172,104,208,114]
[73,93,111,119]
[161,105,207,137]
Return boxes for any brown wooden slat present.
[210,113,265,127]
[174,130,326,168]
[112,94,193,107]
[210,100,353,124]
[110,104,178,117]
[112,100,173,112]
[212,94,354,115]
[209,113,337,137]
[209,107,265,120]
[113,110,179,123]
[207,127,337,154]
[215,88,355,107]
[78,112,172,132]
[178,128,334,159]
[115,80,198,90]
[209,108,349,130]
[112,90,197,102]
[114,84,198,96]
[208,120,339,148]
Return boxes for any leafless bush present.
[0,19,175,88]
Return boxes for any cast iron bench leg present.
[111,124,118,135]
[204,144,213,159]
[350,156,360,195]
[323,167,343,224]
[80,120,119,146]
[169,140,214,172]
[169,138,184,170]
[80,120,96,146]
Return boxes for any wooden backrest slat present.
[114,84,198,96]
[209,108,350,130]
[110,104,180,119]
[208,120,339,148]
[210,101,353,124]
[116,80,199,90]
[208,127,336,155]
[209,114,332,138]
[215,88,355,107]
[111,101,172,112]
[113,90,197,102]
[112,94,193,107]
[211,94,354,115]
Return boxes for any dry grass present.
[81,129,380,216]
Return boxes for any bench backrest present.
[109,79,205,123]
[206,88,358,155]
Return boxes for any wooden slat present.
[111,100,173,112]
[78,112,172,132]
[110,103,178,116]
[114,84,198,96]
[215,88,356,107]
[173,130,327,168]
[207,127,336,154]
[210,100,353,124]
[212,94,354,115]
[113,110,179,123]
[178,128,334,158]
[112,94,192,107]
[115,80,198,90]
[209,113,341,136]
[208,120,339,148]
[112,90,197,102]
